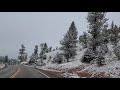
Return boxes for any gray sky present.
[0,12,120,59]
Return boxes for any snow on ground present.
[62,72,80,78]
[0,64,5,69]
[36,47,86,72]
[20,61,28,64]
[80,60,120,78]
[36,60,83,72]
[35,44,120,78]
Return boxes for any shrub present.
[52,53,63,64]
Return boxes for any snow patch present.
[81,61,120,78]
[62,72,80,78]
[0,64,5,69]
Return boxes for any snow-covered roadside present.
[62,72,80,78]
[36,60,83,72]
[34,48,88,78]
[0,64,5,69]
[36,60,120,78]
[80,61,120,78]
[29,43,120,78]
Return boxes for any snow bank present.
[20,61,28,64]
[0,64,5,69]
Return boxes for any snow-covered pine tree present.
[79,32,88,48]
[102,24,109,44]
[56,47,58,50]
[18,44,26,62]
[34,45,38,60]
[114,45,120,60]
[82,12,108,66]
[29,53,36,64]
[4,55,8,63]
[44,43,48,53]
[39,43,48,63]
[60,21,78,62]
[97,24,109,59]
[87,12,108,54]
[52,53,63,64]
[81,48,95,63]
[39,43,45,63]
[48,46,52,52]
[110,24,119,45]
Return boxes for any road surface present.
[0,65,50,78]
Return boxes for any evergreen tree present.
[34,45,38,60]
[79,32,88,48]
[49,46,52,52]
[44,43,48,53]
[18,44,26,62]
[5,55,8,63]
[101,24,109,44]
[82,12,108,66]
[52,53,63,64]
[39,43,48,63]
[60,21,78,62]
[40,43,45,61]
[29,53,35,64]
[110,24,119,45]
[34,45,38,55]
[114,45,120,60]
[56,47,58,50]
[87,12,108,55]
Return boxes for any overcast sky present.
[0,12,120,59]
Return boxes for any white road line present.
[35,69,50,78]
[23,65,50,78]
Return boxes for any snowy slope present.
[35,43,120,78]
[79,60,120,78]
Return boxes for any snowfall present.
[27,43,120,78]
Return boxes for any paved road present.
[0,65,50,78]
[0,65,18,78]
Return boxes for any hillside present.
[33,43,120,78]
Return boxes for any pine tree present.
[79,32,88,48]
[101,24,109,44]
[34,45,38,55]
[52,53,63,64]
[56,47,58,50]
[44,43,48,53]
[83,12,108,66]
[5,55,8,63]
[110,24,119,45]
[39,43,48,63]
[48,46,52,52]
[34,45,38,60]
[18,44,26,62]
[110,21,114,43]
[29,53,35,64]
[40,43,45,61]
[87,12,108,55]
[114,45,120,60]
[60,21,78,62]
